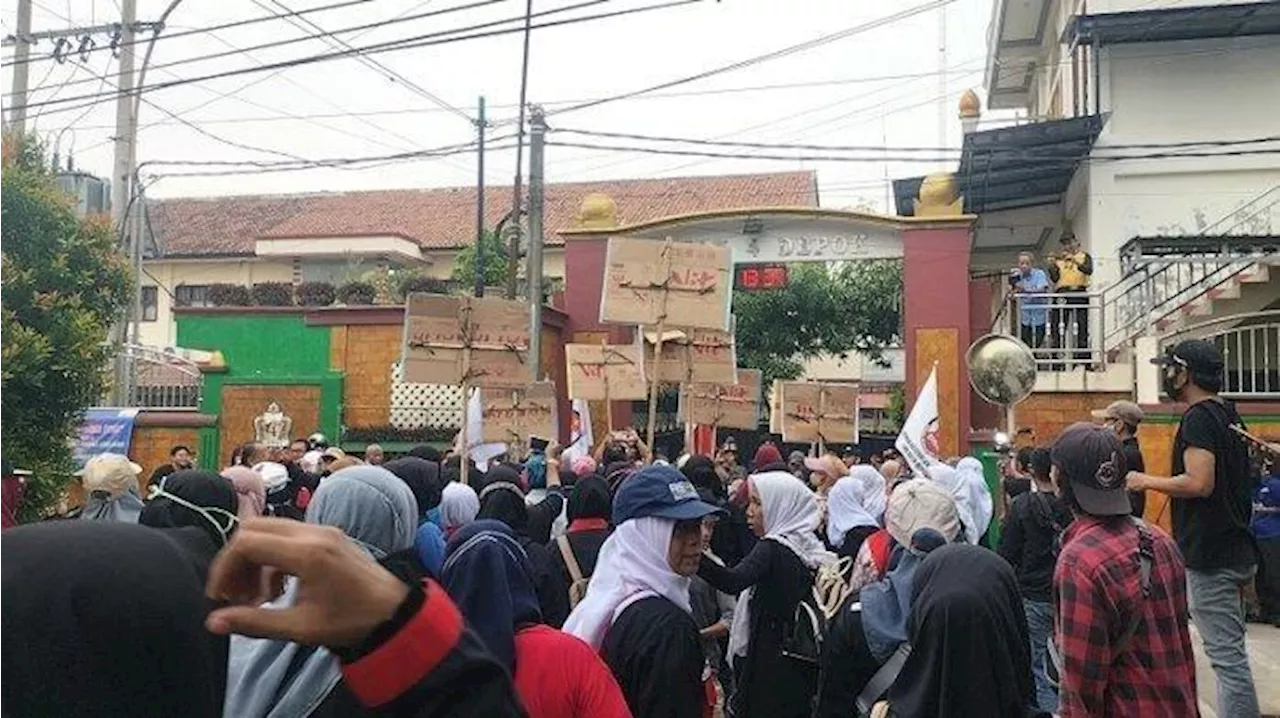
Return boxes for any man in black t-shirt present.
[1126,339,1259,717]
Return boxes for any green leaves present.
[732,260,902,388]
[2,132,133,520]
[452,229,509,289]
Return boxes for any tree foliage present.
[732,260,902,388]
[1,133,133,519]
[452,229,509,290]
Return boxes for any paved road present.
[1193,622,1280,717]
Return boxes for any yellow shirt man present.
[1048,234,1093,290]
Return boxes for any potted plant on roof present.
[297,281,336,307]
[207,283,251,307]
[336,280,376,306]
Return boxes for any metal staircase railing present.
[1101,186,1280,351]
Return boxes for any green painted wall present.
[177,312,344,456]
[177,313,332,379]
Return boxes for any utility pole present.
[473,96,487,298]
[109,0,138,406]
[525,105,546,380]
[7,0,32,133]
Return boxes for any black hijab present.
[567,474,612,522]
[887,543,1035,718]
[681,454,725,501]
[476,465,529,536]
[440,520,542,673]
[408,444,442,462]
[139,470,239,548]
[383,456,443,518]
[2,522,223,717]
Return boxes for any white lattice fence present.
[389,362,465,430]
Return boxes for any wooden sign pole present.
[816,385,827,456]
[601,337,614,435]
[458,302,473,485]
[646,319,665,451]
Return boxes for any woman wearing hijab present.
[407,443,443,462]
[442,520,632,718]
[825,474,880,560]
[440,477,480,539]
[955,456,995,544]
[848,464,889,525]
[224,465,421,718]
[477,465,570,628]
[551,474,613,606]
[139,470,240,550]
[383,456,448,576]
[682,454,743,567]
[70,453,145,523]
[564,464,725,718]
[222,466,267,521]
[2,521,226,717]
[883,544,1036,717]
[697,470,837,718]
[814,479,962,716]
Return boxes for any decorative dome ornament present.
[958,88,982,119]
[914,173,963,217]
[575,192,618,229]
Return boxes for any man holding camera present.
[1048,233,1094,366]
[1010,251,1051,351]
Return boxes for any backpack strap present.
[555,534,585,584]
[856,643,911,715]
[1115,517,1154,656]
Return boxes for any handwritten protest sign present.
[401,294,531,388]
[600,237,732,331]
[643,322,737,385]
[681,369,762,430]
[777,382,860,445]
[479,382,556,444]
[565,343,648,401]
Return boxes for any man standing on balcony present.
[1127,339,1260,718]
[1011,251,1051,351]
[1048,233,1094,367]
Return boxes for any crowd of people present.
[2,338,1276,718]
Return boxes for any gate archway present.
[556,178,977,456]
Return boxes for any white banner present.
[895,365,940,479]
[562,398,595,466]
[460,387,507,473]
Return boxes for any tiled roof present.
[147,171,818,257]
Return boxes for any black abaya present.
[887,544,1036,718]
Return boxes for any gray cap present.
[1091,400,1144,427]
[885,478,962,551]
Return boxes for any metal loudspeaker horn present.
[965,333,1038,407]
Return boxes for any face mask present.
[1162,367,1186,402]
[148,483,239,545]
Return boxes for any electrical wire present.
[257,0,474,124]
[145,142,519,178]
[543,0,960,118]
[12,0,703,116]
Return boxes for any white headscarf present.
[729,471,836,659]
[826,475,880,548]
[929,463,989,545]
[956,457,994,542]
[562,516,690,650]
[439,481,480,535]
[849,465,888,524]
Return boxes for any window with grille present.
[141,286,159,321]
[175,285,211,307]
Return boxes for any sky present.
[2,0,1005,211]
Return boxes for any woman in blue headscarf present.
[383,456,447,576]
[441,520,629,718]
[223,465,419,718]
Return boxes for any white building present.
[896,0,1280,401]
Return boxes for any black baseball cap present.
[612,464,726,525]
[1050,422,1131,516]
[1150,339,1224,375]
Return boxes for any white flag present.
[562,398,594,465]
[462,387,507,473]
[895,366,941,479]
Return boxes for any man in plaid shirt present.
[1051,423,1198,716]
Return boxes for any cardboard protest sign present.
[479,382,556,444]
[401,294,531,388]
[778,382,860,444]
[643,322,737,385]
[769,379,784,434]
[681,369,763,430]
[565,344,648,401]
[600,237,732,331]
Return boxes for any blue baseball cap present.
[612,464,726,525]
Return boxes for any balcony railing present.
[110,344,203,409]
[995,291,1106,371]
[1160,311,1280,399]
